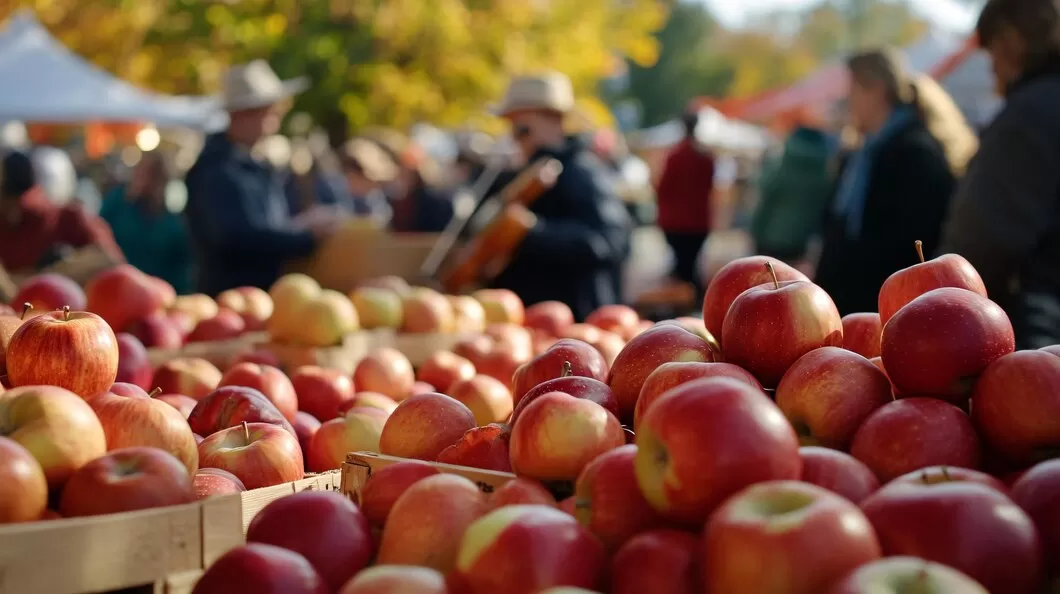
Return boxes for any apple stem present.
[242,421,250,443]
[561,361,573,377]
[148,387,162,398]
[20,302,31,320]
[765,261,780,290]
[940,466,950,480]
[914,240,925,263]
[62,305,70,321]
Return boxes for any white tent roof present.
[629,107,770,154]
[0,11,220,127]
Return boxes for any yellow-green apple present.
[585,305,640,336]
[308,406,389,472]
[85,264,167,332]
[359,460,441,527]
[193,467,247,498]
[154,393,198,418]
[850,398,981,482]
[606,323,717,423]
[525,301,575,338]
[634,377,801,526]
[267,273,321,343]
[186,308,246,343]
[217,286,274,331]
[448,294,488,333]
[379,393,476,460]
[338,566,447,594]
[510,392,624,481]
[354,348,415,401]
[59,446,195,517]
[14,273,86,312]
[436,424,513,472]
[513,375,619,426]
[0,314,23,375]
[574,444,667,551]
[878,241,988,324]
[452,504,607,593]
[702,255,809,344]
[0,385,107,488]
[449,375,514,426]
[349,287,403,330]
[377,474,489,572]
[775,347,892,449]
[190,542,327,594]
[860,480,1042,594]
[289,365,355,422]
[292,411,320,466]
[890,466,1007,492]
[611,530,700,594]
[152,357,223,401]
[358,275,411,294]
[489,478,557,510]
[6,307,119,398]
[633,361,763,430]
[825,557,989,594]
[170,293,219,324]
[841,313,883,359]
[972,350,1060,467]
[198,422,304,489]
[417,351,476,394]
[401,287,455,333]
[472,289,525,325]
[799,447,879,504]
[1012,459,1060,578]
[126,311,185,349]
[0,436,47,523]
[114,332,152,390]
[187,386,295,437]
[512,338,608,403]
[220,362,299,421]
[247,491,374,592]
[721,267,843,388]
[703,480,881,594]
[88,383,198,474]
[291,290,360,347]
[339,392,398,416]
[881,288,1014,400]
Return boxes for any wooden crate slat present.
[341,452,515,504]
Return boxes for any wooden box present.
[146,332,270,369]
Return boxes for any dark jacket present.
[491,136,632,320]
[184,134,317,296]
[390,184,455,233]
[940,67,1060,348]
[654,139,715,233]
[815,120,956,315]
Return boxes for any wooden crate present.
[340,452,516,501]
[146,332,270,369]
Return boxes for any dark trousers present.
[664,231,708,293]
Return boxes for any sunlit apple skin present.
[402,288,456,333]
[702,256,809,346]
[472,289,525,325]
[841,312,883,359]
[193,467,247,499]
[6,308,119,398]
[289,365,355,423]
[860,481,1043,594]
[436,424,513,472]
[14,273,87,312]
[350,286,403,330]
[89,383,199,474]
[190,543,327,594]
[825,556,989,594]
[1012,459,1060,578]
[197,422,304,490]
[354,348,415,401]
[338,565,448,594]
[524,301,575,337]
[635,377,801,526]
[308,407,389,472]
[489,478,557,510]
[416,351,476,395]
[219,363,299,422]
[359,460,441,527]
[0,436,48,523]
[799,447,880,504]
[85,264,166,333]
[512,338,608,403]
[573,444,667,551]
[611,530,701,594]
[703,481,882,594]
[379,393,476,461]
[450,295,486,334]
[633,361,763,431]
[339,392,398,416]
[155,393,197,419]
[449,375,514,426]
[59,447,195,517]
[512,376,619,426]
[152,357,223,401]
[878,249,987,325]
[188,386,295,438]
[585,304,640,336]
[0,314,23,375]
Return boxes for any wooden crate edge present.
[340,452,516,503]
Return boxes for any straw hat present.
[221,60,309,112]
[341,138,398,183]
[492,72,575,117]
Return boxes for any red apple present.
[489,477,557,509]
[702,256,809,345]
[703,480,881,594]
[510,392,625,481]
[188,386,295,438]
[0,385,107,488]
[89,383,199,474]
[190,543,326,594]
[155,393,198,418]
[881,288,1014,400]
[634,377,801,526]
[193,467,247,498]
[453,335,494,363]
[775,347,893,450]
[878,242,988,325]
[590,330,626,368]
[358,460,441,527]
[59,446,195,517]
[114,332,152,390]
[6,307,118,398]
[354,348,415,401]
[889,465,1007,492]
[562,323,604,345]
[1011,459,1060,576]
[525,301,575,337]
[14,273,86,312]
[1040,344,1060,357]
[289,365,355,422]
[485,323,534,359]
[401,287,455,333]
[417,351,476,395]
[85,264,167,332]
[340,392,398,415]
[292,411,321,466]
[826,557,989,594]
[841,313,883,359]
[217,286,274,331]
[850,397,981,483]
[473,289,525,325]
[350,286,404,330]
[436,424,513,472]
[972,350,1060,467]
[473,342,527,390]
[512,375,619,426]
[452,504,607,593]
[338,566,447,594]
[574,444,667,551]
[230,348,283,369]
[126,311,184,349]
[0,314,23,375]
[606,323,717,423]
[611,530,700,594]
[198,422,304,490]
[512,338,608,403]
[308,406,389,472]
[152,357,223,400]
[187,308,247,343]
[149,276,177,308]
[411,381,436,396]
[170,293,219,324]
[634,361,763,431]
[166,309,196,340]
[0,436,48,523]
[860,480,1042,594]
[247,491,374,592]
[799,447,880,504]
[379,393,476,461]
[220,362,299,421]
[722,270,844,389]
[585,304,640,335]
[449,375,513,426]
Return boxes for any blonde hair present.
[848,49,979,176]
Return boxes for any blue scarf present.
[833,107,916,238]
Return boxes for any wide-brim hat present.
[221,59,309,112]
[491,72,575,118]
[341,138,399,184]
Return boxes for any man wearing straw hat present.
[185,60,342,295]
[487,72,632,320]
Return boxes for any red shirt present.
[655,139,715,233]
[0,187,123,272]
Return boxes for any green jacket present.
[99,185,193,294]
[751,127,833,259]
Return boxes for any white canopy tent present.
[0,11,219,128]
[628,107,771,155]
